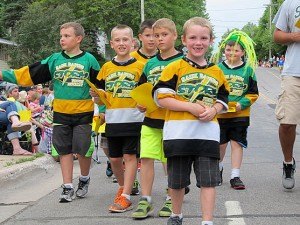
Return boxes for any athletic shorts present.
[167,156,220,189]
[220,125,248,148]
[52,124,92,157]
[275,76,300,124]
[140,125,166,163]
[107,136,139,158]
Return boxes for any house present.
[0,38,17,71]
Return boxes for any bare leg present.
[110,157,124,186]
[77,154,91,176]
[230,140,243,169]
[11,138,32,155]
[279,124,296,162]
[123,154,137,195]
[201,187,216,221]
[219,143,228,163]
[140,158,155,196]
[60,154,74,183]
[170,188,185,214]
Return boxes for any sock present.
[142,195,152,203]
[284,160,293,165]
[166,195,171,201]
[121,193,130,200]
[171,212,183,219]
[79,175,90,182]
[64,183,73,189]
[231,168,240,179]
[219,162,224,171]
[202,221,213,225]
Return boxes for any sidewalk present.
[0,154,56,182]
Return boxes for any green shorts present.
[140,125,166,163]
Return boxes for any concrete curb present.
[0,154,56,182]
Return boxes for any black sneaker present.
[219,168,223,186]
[59,185,75,203]
[75,178,90,198]
[230,177,245,190]
[106,161,113,177]
[167,216,183,225]
[282,159,296,189]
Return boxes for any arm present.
[273,28,300,45]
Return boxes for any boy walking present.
[153,17,229,225]
[92,25,144,212]
[131,18,183,219]
[214,30,259,189]
[0,22,100,202]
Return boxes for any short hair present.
[182,17,213,38]
[133,37,140,49]
[152,18,177,34]
[139,19,156,34]
[60,22,85,38]
[111,24,133,39]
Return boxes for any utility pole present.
[141,0,145,23]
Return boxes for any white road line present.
[225,201,246,225]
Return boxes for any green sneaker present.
[158,199,172,217]
[131,197,153,219]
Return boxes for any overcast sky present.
[206,0,272,49]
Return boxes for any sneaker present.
[106,161,113,177]
[59,185,75,203]
[112,176,118,183]
[131,179,140,195]
[109,195,133,213]
[114,187,124,203]
[159,199,172,217]
[219,168,223,186]
[76,177,90,198]
[131,197,153,219]
[282,159,296,189]
[230,177,245,190]
[167,216,183,225]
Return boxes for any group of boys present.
[0,11,277,225]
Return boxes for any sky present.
[206,0,271,50]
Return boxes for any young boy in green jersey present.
[153,17,229,225]
[131,18,183,219]
[0,22,101,203]
[92,24,144,213]
[130,19,158,64]
[213,30,259,190]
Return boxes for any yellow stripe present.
[53,99,94,114]
[14,66,34,86]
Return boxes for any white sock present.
[79,175,90,182]
[171,212,183,219]
[121,193,130,200]
[231,168,240,179]
[284,160,293,164]
[64,183,73,189]
[166,195,171,201]
[142,195,152,203]
[202,221,213,225]
[219,162,224,171]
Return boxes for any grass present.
[4,152,45,167]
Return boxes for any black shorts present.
[52,124,92,156]
[219,125,248,148]
[167,156,220,189]
[107,136,139,158]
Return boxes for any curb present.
[0,154,56,182]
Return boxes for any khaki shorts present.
[275,76,300,124]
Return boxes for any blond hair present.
[111,24,133,39]
[60,22,85,38]
[152,18,177,35]
[183,17,213,38]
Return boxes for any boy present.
[153,17,229,225]
[0,22,100,203]
[92,24,144,212]
[215,30,259,190]
[130,19,158,64]
[131,18,183,219]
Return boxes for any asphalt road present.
[1,67,300,225]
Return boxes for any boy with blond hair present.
[92,24,144,212]
[131,18,183,219]
[153,17,229,225]
[0,22,100,203]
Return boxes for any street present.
[1,67,300,225]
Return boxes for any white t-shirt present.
[273,0,300,77]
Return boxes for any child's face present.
[153,27,177,52]
[110,28,133,57]
[182,25,212,61]
[138,28,156,52]
[60,27,82,52]
[224,44,244,64]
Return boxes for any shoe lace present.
[78,179,88,189]
[170,216,182,224]
[284,164,295,178]
[62,187,72,195]
[116,195,130,207]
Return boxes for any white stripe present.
[225,201,246,225]
[163,120,220,141]
[153,88,176,107]
[106,108,144,123]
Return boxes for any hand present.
[136,104,146,113]
[236,102,242,112]
[188,102,205,117]
[89,88,99,98]
[198,107,217,122]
